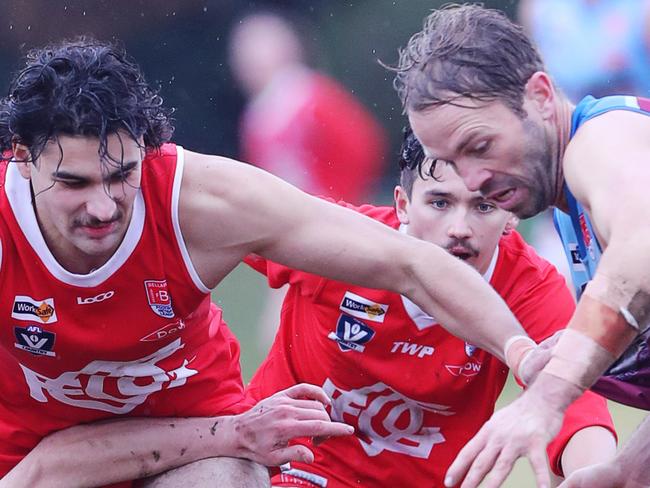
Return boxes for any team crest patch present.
[465,343,477,357]
[14,325,56,357]
[144,280,175,319]
[11,296,57,324]
[339,291,388,323]
[327,314,375,352]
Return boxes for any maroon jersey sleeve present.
[500,236,616,476]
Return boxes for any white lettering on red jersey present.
[244,202,615,487]
[0,144,246,475]
[324,378,451,458]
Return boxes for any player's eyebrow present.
[424,190,455,199]
[52,160,139,181]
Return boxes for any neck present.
[550,98,575,212]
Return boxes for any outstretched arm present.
[0,384,352,487]
[180,151,529,363]
[446,109,650,488]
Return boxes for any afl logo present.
[77,291,115,305]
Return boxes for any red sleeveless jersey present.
[0,144,245,476]
[245,203,615,488]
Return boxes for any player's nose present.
[447,210,473,239]
[455,166,492,192]
[85,187,118,222]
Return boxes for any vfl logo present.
[140,319,186,342]
[445,360,482,378]
[12,296,57,324]
[324,378,453,458]
[328,314,375,352]
[339,291,388,323]
[19,338,197,414]
[14,325,56,357]
[77,291,115,305]
[144,280,174,319]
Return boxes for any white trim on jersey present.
[170,146,211,293]
[5,161,146,287]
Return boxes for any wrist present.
[217,415,244,458]
[528,371,583,414]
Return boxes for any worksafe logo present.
[12,296,57,324]
[328,314,375,352]
[339,291,388,323]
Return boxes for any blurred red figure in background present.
[230,12,387,204]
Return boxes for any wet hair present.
[0,37,174,165]
[398,126,435,197]
[393,3,545,116]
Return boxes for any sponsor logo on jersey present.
[14,325,56,357]
[465,343,477,357]
[445,360,482,378]
[144,280,175,319]
[140,319,187,342]
[339,291,388,323]
[327,314,375,352]
[19,338,197,414]
[324,378,453,458]
[390,341,434,358]
[77,290,115,305]
[11,296,57,324]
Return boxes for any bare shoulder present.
[564,110,650,242]
[564,110,650,203]
[177,150,313,287]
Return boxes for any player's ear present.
[524,71,556,120]
[13,143,33,180]
[394,186,410,225]
[502,215,520,235]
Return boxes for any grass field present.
[216,263,646,487]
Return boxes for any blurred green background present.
[2,0,646,485]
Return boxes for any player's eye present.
[431,199,448,210]
[477,202,496,213]
[56,179,86,188]
[470,139,491,156]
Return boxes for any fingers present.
[278,383,331,405]
[283,419,354,440]
[481,448,519,488]
[267,444,315,466]
[458,444,500,488]
[445,430,488,487]
[527,437,550,488]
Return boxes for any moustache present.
[74,212,123,228]
[445,239,479,258]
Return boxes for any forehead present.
[39,133,142,168]
[407,99,517,158]
[413,161,480,197]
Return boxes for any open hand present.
[445,387,564,488]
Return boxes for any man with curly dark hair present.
[0,38,542,487]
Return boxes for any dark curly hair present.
[0,37,174,165]
[398,125,440,197]
[393,3,545,117]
